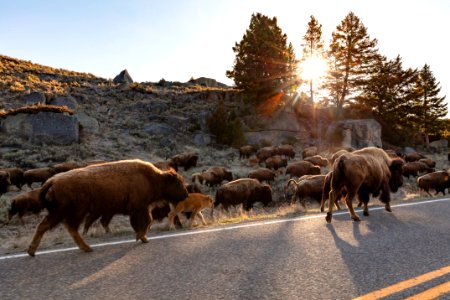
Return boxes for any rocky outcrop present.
[189,77,229,88]
[22,92,46,105]
[75,112,99,135]
[113,69,133,84]
[1,112,79,145]
[327,119,382,148]
[429,139,448,152]
[48,95,78,111]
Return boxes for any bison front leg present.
[197,211,207,226]
[326,190,336,223]
[130,208,151,243]
[344,192,360,222]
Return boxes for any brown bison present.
[326,147,404,223]
[256,146,277,163]
[23,167,57,188]
[285,174,326,208]
[304,155,329,168]
[248,168,276,183]
[265,155,288,170]
[239,145,257,159]
[285,161,321,178]
[53,161,84,173]
[170,153,198,171]
[404,152,425,162]
[276,144,296,159]
[27,159,189,256]
[192,167,232,187]
[302,146,318,159]
[418,158,436,169]
[153,160,178,172]
[320,172,344,212]
[0,171,11,195]
[417,171,450,196]
[213,178,272,216]
[0,167,24,190]
[8,188,43,224]
[329,149,350,167]
[402,161,434,178]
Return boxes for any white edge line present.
[1,197,449,261]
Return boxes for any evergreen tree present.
[410,64,447,148]
[326,12,379,114]
[300,15,325,103]
[226,13,297,102]
[360,55,417,125]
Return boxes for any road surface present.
[1,198,449,299]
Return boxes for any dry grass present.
[0,103,74,118]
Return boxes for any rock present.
[194,133,213,146]
[144,123,177,135]
[189,77,228,88]
[23,92,46,105]
[1,112,79,145]
[327,119,382,149]
[403,147,417,155]
[133,100,168,114]
[429,139,448,152]
[48,95,78,111]
[76,112,99,134]
[113,69,133,84]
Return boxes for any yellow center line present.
[353,265,450,300]
[404,281,450,300]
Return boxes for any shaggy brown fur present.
[417,171,450,196]
[213,178,272,217]
[302,146,318,159]
[239,145,257,159]
[192,167,232,187]
[418,158,436,168]
[304,155,329,168]
[329,149,350,167]
[402,161,434,178]
[276,144,295,159]
[168,193,214,229]
[170,153,198,171]
[326,147,404,223]
[23,167,57,188]
[0,171,11,195]
[248,168,276,183]
[153,160,178,172]
[256,146,277,163]
[0,167,24,190]
[8,188,43,224]
[285,161,321,178]
[53,161,84,173]
[27,159,189,256]
[405,152,425,162]
[284,175,326,209]
[265,155,288,170]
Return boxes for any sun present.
[300,55,328,80]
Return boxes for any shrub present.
[207,102,246,147]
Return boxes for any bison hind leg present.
[28,214,64,257]
[64,223,92,253]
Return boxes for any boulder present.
[76,112,99,134]
[429,139,448,152]
[188,77,228,88]
[23,92,46,105]
[48,95,78,111]
[194,133,213,146]
[1,112,79,145]
[113,69,133,84]
[327,119,382,149]
[144,123,177,135]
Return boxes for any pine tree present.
[326,12,379,115]
[300,15,325,103]
[226,13,297,103]
[410,64,447,148]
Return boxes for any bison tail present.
[39,180,55,209]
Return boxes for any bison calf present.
[168,193,214,229]
[8,188,43,224]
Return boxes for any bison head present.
[389,159,404,192]
[162,171,189,205]
[0,171,11,195]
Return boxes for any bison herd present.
[0,144,448,256]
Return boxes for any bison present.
[27,159,189,256]
[168,193,214,229]
[285,174,326,209]
[23,167,57,188]
[53,161,84,173]
[418,158,436,169]
[153,160,178,172]
[0,167,24,190]
[304,155,329,168]
[417,171,450,196]
[265,155,288,170]
[326,147,404,223]
[239,145,257,159]
[402,161,434,178]
[329,149,350,167]
[285,161,321,178]
[213,178,272,216]
[170,153,198,171]
[256,146,277,163]
[404,152,425,162]
[302,146,318,159]
[248,168,276,183]
[276,144,295,159]
[0,171,11,195]
[8,188,43,224]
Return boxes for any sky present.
[1,0,449,111]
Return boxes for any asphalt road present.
[1,198,450,300]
